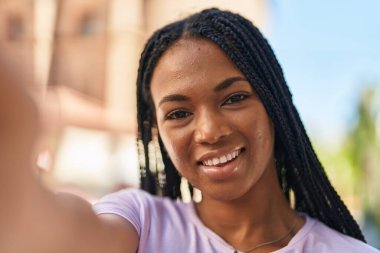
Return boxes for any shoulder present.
[93,188,190,234]
[93,188,183,213]
[93,188,160,220]
[284,215,379,253]
[93,188,199,252]
[94,188,154,209]
[92,188,154,234]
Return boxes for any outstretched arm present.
[0,58,138,253]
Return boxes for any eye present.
[223,93,250,105]
[165,110,192,120]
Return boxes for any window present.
[7,15,24,41]
[79,14,100,36]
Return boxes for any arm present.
[0,59,138,253]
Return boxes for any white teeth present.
[201,149,241,166]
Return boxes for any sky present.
[265,0,380,146]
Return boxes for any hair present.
[135,8,365,241]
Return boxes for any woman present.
[93,8,378,252]
[0,8,378,253]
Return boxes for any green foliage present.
[346,85,380,220]
[316,83,380,245]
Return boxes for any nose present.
[193,109,232,144]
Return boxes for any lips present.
[201,149,241,166]
[198,148,244,181]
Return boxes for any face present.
[150,38,276,201]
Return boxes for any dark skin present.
[0,38,304,252]
[150,38,305,252]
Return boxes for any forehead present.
[150,38,243,103]
[154,38,237,73]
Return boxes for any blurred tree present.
[345,84,380,246]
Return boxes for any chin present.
[201,183,250,202]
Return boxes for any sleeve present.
[92,188,150,236]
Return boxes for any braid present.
[136,21,184,196]
[136,8,366,241]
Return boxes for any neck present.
[194,165,301,251]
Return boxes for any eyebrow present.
[214,76,247,92]
[158,76,248,107]
[158,94,189,107]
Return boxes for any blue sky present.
[265,0,380,145]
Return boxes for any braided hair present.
[136,8,365,241]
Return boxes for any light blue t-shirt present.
[93,188,378,253]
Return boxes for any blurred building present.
[0,0,40,97]
[0,0,269,197]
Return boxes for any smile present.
[201,149,242,166]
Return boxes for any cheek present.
[251,121,275,160]
[254,129,274,153]
[159,127,189,166]
[242,110,274,154]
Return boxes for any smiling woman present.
[1,8,379,253]
[150,38,276,202]
[119,8,377,252]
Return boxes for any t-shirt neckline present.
[185,201,315,253]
